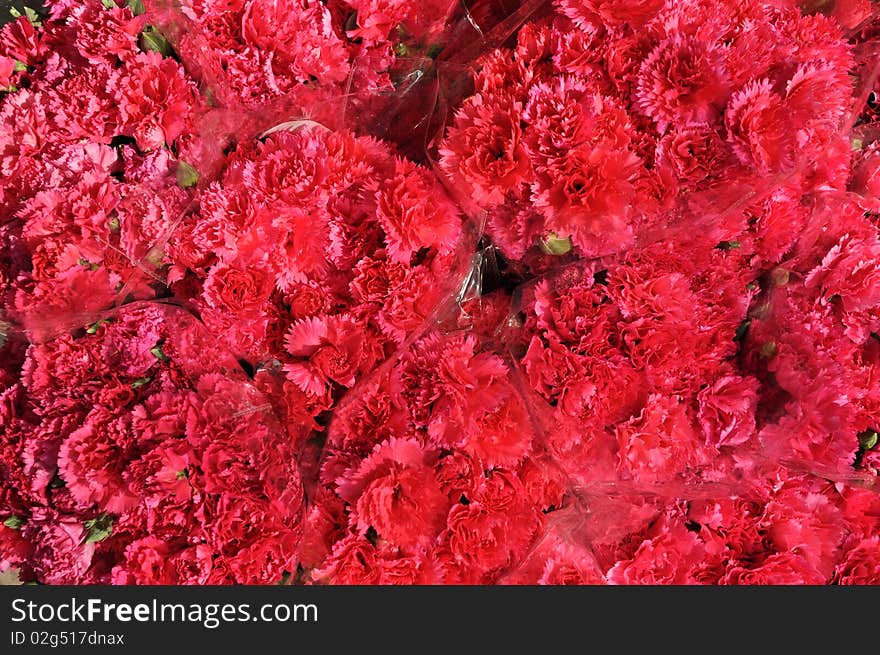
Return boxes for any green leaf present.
[3,516,24,530]
[83,514,113,544]
[127,0,146,15]
[176,160,199,188]
[23,7,42,28]
[131,377,152,389]
[150,343,169,362]
[859,430,879,451]
[101,0,117,9]
[140,27,172,57]
[539,233,573,256]
[13,61,26,73]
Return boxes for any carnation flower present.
[202,263,274,318]
[636,35,731,133]
[805,234,880,312]
[524,77,633,162]
[463,394,534,468]
[697,375,759,448]
[57,410,140,513]
[240,0,349,85]
[834,536,880,584]
[439,94,532,206]
[111,537,176,585]
[243,129,329,206]
[21,511,95,585]
[374,159,462,264]
[377,546,438,584]
[616,395,712,483]
[48,66,117,143]
[273,206,332,290]
[344,0,413,41]
[71,3,144,65]
[555,0,664,30]
[531,143,641,256]
[606,521,706,585]
[851,148,880,213]
[313,534,380,584]
[113,51,195,151]
[726,79,790,173]
[721,553,826,585]
[655,124,733,186]
[339,438,449,548]
[284,315,367,395]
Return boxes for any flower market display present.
[1,0,880,585]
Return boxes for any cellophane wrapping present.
[2,0,880,584]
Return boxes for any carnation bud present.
[749,302,771,320]
[86,318,111,334]
[859,430,879,451]
[539,233,573,256]
[176,160,199,188]
[770,267,790,287]
[2,515,23,530]
[145,247,164,268]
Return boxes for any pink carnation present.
[374,159,462,264]
[284,315,367,395]
[635,34,730,133]
[834,537,880,584]
[532,143,641,256]
[697,375,759,448]
[114,51,195,151]
[439,94,532,206]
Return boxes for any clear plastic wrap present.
[4,0,880,586]
[0,302,305,584]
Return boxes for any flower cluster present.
[439,0,855,267]
[165,124,467,419]
[2,0,880,585]
[1,304,305,583]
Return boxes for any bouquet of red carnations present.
[1,0,880,585]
